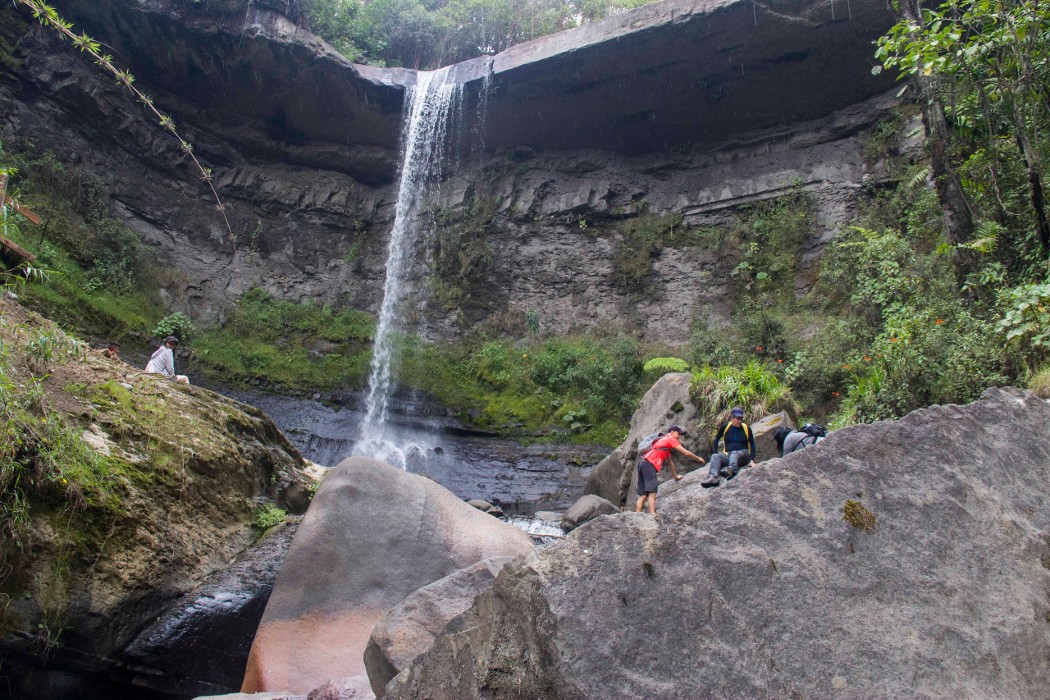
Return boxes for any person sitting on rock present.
[145,335,190,384]
[635,424,706,515]
[701,407,755,487]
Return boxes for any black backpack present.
[802,423,828,438]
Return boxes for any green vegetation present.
[642,357,689,374]
[302,0,654,69]
[727,189,813,302]
[430,197,497,310]
[254,503,287,531]
[153,312,197,343]
[1,143,165,340]
[841,499,878,532]
[394,334,646,444]
[192,288,376,391]
[612,209,691,291]
[1028,364,1050,398]
[691,361,796,424]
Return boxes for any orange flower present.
[934,318,944,325]
[832,391,840,397]
[889,337,899,343]
[755,346,764,351]
[777,358,783,363]
[863,356,872,362]
[842,364,853,370]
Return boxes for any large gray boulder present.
[241,457,534,695]
[364,557,518,697]
[560,495,619,532]
[584,372,698,506]
[386,388,1050,699]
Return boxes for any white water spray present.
[356,67,463,466]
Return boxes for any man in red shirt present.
[634,424,706,514]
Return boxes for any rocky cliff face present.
[386,388,1050,698]
[0,297,310,698]
[3,0,901,341]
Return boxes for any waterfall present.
[355,67,463,467]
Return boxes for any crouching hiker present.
[774,423,828,457]
[635,424,706,514]
[701,406,755,487]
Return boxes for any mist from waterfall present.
[355,67,463,467]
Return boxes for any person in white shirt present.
[145,335,190,384]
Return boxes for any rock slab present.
[241,456,534,694]
[387,388,1050,699]
[364,557,518,697]
[560,495,619,533]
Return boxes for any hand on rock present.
[674,475,683,481]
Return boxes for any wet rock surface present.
[226,389,607,514]
[387,388,1050,699]
[122,522,301,697]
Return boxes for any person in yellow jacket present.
[701,407,755,487]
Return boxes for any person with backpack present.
[635,424,706,514]
[701,407,756,487]
[774,423,827,457]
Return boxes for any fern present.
[643,357,689,374]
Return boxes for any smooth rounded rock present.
[560,495,619,532]
[241,456,533,695]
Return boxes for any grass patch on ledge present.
[192,287,376,392]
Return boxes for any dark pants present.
[707,450,751,478]
[637,459,659,495]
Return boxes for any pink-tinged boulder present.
[241,457,533,694]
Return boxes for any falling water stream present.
[355,67,463,466]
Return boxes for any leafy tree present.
[876,0,1050,266]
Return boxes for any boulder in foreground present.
[387,388,1050,698]
[364,557,518,697]
[242,456,534,694]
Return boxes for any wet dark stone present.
[119,522,300,697]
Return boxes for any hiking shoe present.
[700,475,721,488]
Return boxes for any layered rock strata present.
[3,0,903,340]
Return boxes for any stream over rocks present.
[226,388,606,514]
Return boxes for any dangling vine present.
[10,0,235,243]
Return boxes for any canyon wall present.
[2,0,902,340]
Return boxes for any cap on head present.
[667,424,686,435]
[165,335,179,345]
[731,407,744,418]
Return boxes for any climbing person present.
[145,335,190,384]
[701,407,756,487]
[774,423,827,457]
[635,424,706,514]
